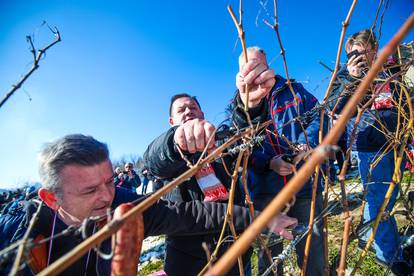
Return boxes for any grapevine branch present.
[0,26,61,109]
[206,13,414,275]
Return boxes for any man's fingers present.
[174,127,188,152]
[279,169,294,176]
[357,61,367,68]
[283,163,296,175]
[348,54,362,66]
[348,54,356,63]
[238,65,273,108]
[254,69,275,86]
[354,54,364,62]
[349,55,356,65]
[236,73,246,93]
[297,144,310,152]
[278,164,295,175]
[193,122,206,152]
[243,63,268,85]
[268,214,297,240]
[256,77,275,96]
[282,216,298,229]
[203,122,216,149]
[278,171,291,176]
[270,156,296,176]
[240,59,261,77]
[259,79,275,91]
[281,161,296,170]
[175,120,216,154]
[353,56,365,66]
[183,124,196,153]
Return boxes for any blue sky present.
[0,0,413,189]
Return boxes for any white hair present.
[238,46,267,66]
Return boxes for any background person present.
[329,30,409,273]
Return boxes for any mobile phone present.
[346,49,360,60]
[281,154,296,164]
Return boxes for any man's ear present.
[38,188,59,210]
[169,117,174,126]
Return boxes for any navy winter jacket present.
[232,76,325,199]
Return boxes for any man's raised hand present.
[236,59,275,108]
[174,119,216,154]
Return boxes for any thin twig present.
[10,202,43,276]
[227,4,250,114]
[0,26,61,109]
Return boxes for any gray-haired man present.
[0,134,296,275]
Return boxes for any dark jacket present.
[329,66,399,152]
[232,76,325,199]
[144,126,244,202]
[0,188,253,275]
[121,170,141,190]
[143,126,250,276]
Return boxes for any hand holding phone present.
[269,155,296,176]
[347,51,367,77]
[281,154,296,164]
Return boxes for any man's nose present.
[100,184,114,202]
[184,107,192,114]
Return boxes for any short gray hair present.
[38,134,110,193]
[238,46,267,66]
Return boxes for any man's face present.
[348,43,377,67]
[169,97,204,126]
[56,160,115,225]
[125,164,132,172]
